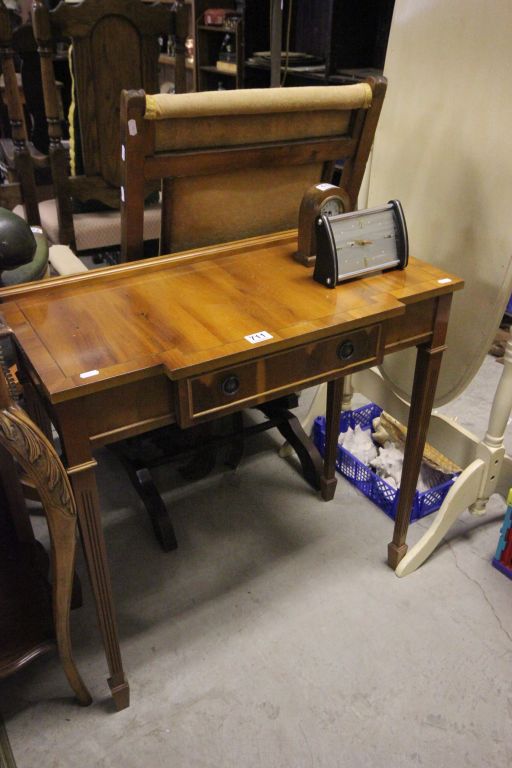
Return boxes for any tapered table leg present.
[388,295,452,569]
[57,402,129,711]
[320,377,344,501]
[69,465,129,710]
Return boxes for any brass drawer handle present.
[221,374,240,396]
[337,340,355,361]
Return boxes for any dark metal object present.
[337,340,355,360]
[0,207,36,271]
[270,0,282,87]
[221,374,240,396]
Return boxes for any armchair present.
[118,81,386,548]
[121,80,386,261]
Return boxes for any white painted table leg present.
[469,339,512,513]
[395,459,485,577]
[396,341,512,575]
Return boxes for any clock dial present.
[320,196,344,218]
[313,201,409,287]
[296,184,351,265]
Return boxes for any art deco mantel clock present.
[312,199,409,288]
[295,183,351,266]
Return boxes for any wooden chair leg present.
[52,516,92,706]
[257,400,324,490]
[0,369,92,705]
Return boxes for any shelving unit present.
[157,0,195,92]
[196,18,245,91]
[158,52,195,93]
[245,0,395,88]
[193,1,268,91]
[192,1,394,92]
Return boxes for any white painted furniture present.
[293,0,512,575]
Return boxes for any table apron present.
[34,297,437,448]
[176,325,384,428]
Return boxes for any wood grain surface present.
[0,233,463,404]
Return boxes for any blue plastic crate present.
[313,403,457,522]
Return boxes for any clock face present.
[313,200,408,287]
[333,206,400,280]
[320,196,344,218]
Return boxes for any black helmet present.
[0,207,37,271]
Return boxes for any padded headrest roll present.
[145,84,373,120]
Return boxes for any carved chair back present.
[33,0,187,248]
[0,363,91,704]
[120,79,386,262]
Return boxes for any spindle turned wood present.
[0,1,40,222]
[0,232,463,709]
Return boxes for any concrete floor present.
[1,355,511,767]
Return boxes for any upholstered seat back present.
[121,82,386,261]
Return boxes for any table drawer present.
[176,325,382,427]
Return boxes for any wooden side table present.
[0,233,463,709]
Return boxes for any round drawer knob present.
[337,340,355,361]
[221,374,240,396]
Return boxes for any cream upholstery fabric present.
[145,84,372,119]
[16,200,161,251]
[148,85,372,153]
[166,164,323,252]
[48,245,88,274]
[154,111,352,153]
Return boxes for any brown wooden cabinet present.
[295,0,395,78]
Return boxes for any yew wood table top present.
[0,231,462,406]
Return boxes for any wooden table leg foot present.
[109,677,130,711]
[320,476,337,501]
[387,541,408,569]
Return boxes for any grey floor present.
[1,355,511,768]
